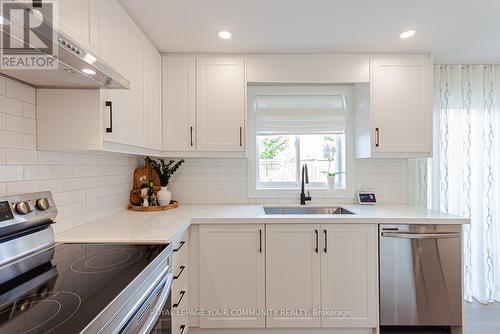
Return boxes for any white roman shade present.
[255,94,347,135]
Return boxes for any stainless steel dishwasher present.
[379,224,462,331]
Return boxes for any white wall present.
[0,77,142,233]
[168,158,409,205]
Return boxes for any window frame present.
[247,85,355,199]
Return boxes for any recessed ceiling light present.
[82,68,96,75]
[399,29,416,39]
[218,31,232,40]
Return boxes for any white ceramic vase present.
[157,186,172,206]
[326,175,336,189]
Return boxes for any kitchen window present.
[248,85,354,199]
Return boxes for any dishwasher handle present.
[381,231,461,240]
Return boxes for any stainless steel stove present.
[0,192,173,334]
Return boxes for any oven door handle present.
[381,231,461,239]
[137,273,173,334]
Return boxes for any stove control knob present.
[36,198,51,211]
[16,201,32,215]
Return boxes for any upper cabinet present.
[143,38,163,150]
[55,0,98,53]
[196,58,245,151]
[37,0,162,154]
[162,57,196,151]
[355,55,433,158]
[162,56,246,153]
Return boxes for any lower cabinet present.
[172,230,190,334]
[266,224,321,328]
[320,224,378,328]
[197,223,377,330]
[199,224,265,328]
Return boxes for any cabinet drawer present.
[172,231,189,267]
[172,265,188,298]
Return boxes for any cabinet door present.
[371,57,432,154]
[196,57,245,151]
[266,224,321,328]
[321,224,377,328]
[162,57,196,151]
[143,38,162,150]
[98,0,145,147]
[58,0,89,45]
[199,224,265,328]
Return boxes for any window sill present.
[248,187,355,199]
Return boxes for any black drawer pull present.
[324,229,328,253]
[315,229,319,253]
[173,290,186,308]
[174,241,185,252]
[180,325,186,334]
[174,266,186,279]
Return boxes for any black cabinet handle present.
[259,229,262,253]
[105,101,113,133]
[190,126,194,147]
[323,229,328,253]
[173,290,186,308]
[315,229,319,253]
[174,266,186,280]
[173,241,185,252]
[179,325,186,334]
[375,127,380,147]
[239,127,243,147]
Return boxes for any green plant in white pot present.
[148,157,185,205]
[322,171,343,189]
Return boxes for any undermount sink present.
[263,206,355,215]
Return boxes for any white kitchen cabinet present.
[266,224,321,328]
[355,55,432,158]
[199,224,265,328]
[57,0,91,50]
[143,38,162,150]
[162,56,196,151]
[321,224,378,328]
[98,0,146,147]
[196,57,245,151]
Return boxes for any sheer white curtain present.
[435,65,500,303]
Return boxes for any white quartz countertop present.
[55,204,469,244]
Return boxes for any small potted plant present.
[322,137,343,189]
[147,157,185,205]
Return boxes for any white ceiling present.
[118,0,500,63]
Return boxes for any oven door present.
[120,273,173,334]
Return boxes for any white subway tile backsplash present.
[23,134,36,149]
[6,180,39,195]
[0,148,5,164]
[23,103,36,119]
[0,113,5,129]
[0,95,23,116]
[5,80,36,104]
[6,114,36,134]
[0,130,24,148]
[7,148,37,165]
[24,165,51,180]
[0,165,24,182]
[38,151,63,165]
[0,77,6,95]
[0,183,5,196]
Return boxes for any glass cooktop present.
[0,243,168,334]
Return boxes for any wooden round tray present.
[128,201,179,212]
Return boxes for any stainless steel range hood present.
[0,14,129,89]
